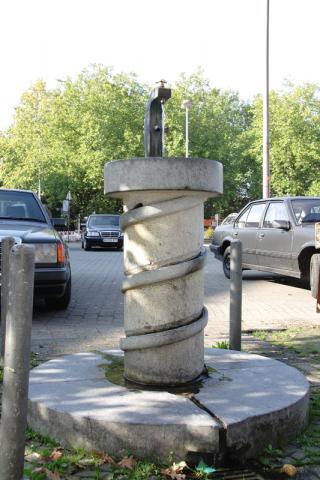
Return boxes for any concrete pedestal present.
[104,157,223,385]
[28,349,309,462]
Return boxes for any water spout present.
[144,81,171,157]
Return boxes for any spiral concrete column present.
[105,157,223,386]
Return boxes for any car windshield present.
[88,215,120,227]
[0,190,46,222]
[291,199,320,224]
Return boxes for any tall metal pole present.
[38,173,41,199]
[181,99,192,158]
[263,0,270,199]
[185,106,189,158]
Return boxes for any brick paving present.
[31,243,320,357]
[204,248,320,345]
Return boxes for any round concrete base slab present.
[28,349,309,463]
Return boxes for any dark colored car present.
[81,214,123,251]
[0,188,71,309]
[210,196,320,297]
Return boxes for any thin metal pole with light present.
[38,169,41,199]
[181,99,193,158]
[263,0,270,198]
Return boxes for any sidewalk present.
[204,249,320,346]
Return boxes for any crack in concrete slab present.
[188,394,227,460]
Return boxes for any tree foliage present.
[165,71,257,216]
[1,67,319,222]
[249,83,320,197]
[0,66,148,219]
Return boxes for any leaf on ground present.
[280,464,298,477]
[196,459,216,474]
[95,453,117,466]
[161,461,187,479]
[25,452,44,463]
[75,458,95,468]
[45,448,63,462]
[92,450,105,458]
[31,466,61,479]
[117,455,136,470]
[25,448,63,464]
[103,454,117,464]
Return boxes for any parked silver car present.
[220,213,238,225]
[210,197,320,297]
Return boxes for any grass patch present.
[212,340,229,349]
[253,329,320,471]
[23,434,175,480]
[98,353,125,387]
[252,327,320,358]
[0,352,41,382]
[26,427,58,447]
[251,330,269,341]
[22,441,222,479]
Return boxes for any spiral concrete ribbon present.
[104,157,223,386]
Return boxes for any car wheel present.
[84,239,91,251]
[310,253,320,299]
[45,277,71,310]
[222,246,231,279]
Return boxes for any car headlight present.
[30,243,58,264]
[87,231,100,237]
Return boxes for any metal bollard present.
[0,244,35,480]
[229,240,242,351]
[0,236,16,366]
[317,268,320,313]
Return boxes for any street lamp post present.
[263,0,270,198]
[38,167,41,199]
[66,191,71,242]
[181,99,193,158]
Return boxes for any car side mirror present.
[271,219,291,230]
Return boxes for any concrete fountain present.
[28,84,309,463]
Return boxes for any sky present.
[1,0,320,130]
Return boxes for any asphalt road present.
[31,242,320,358]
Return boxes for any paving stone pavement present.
[31,242,320,357]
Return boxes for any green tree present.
[0,67,261,220]
[0,65,148,219]
[249,83,320,197]
[165,71,257,216]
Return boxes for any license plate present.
[103,238,118,243]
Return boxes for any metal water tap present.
[144,81,171,157]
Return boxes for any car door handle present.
[258,233,265,239]
[233,232,238,237]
